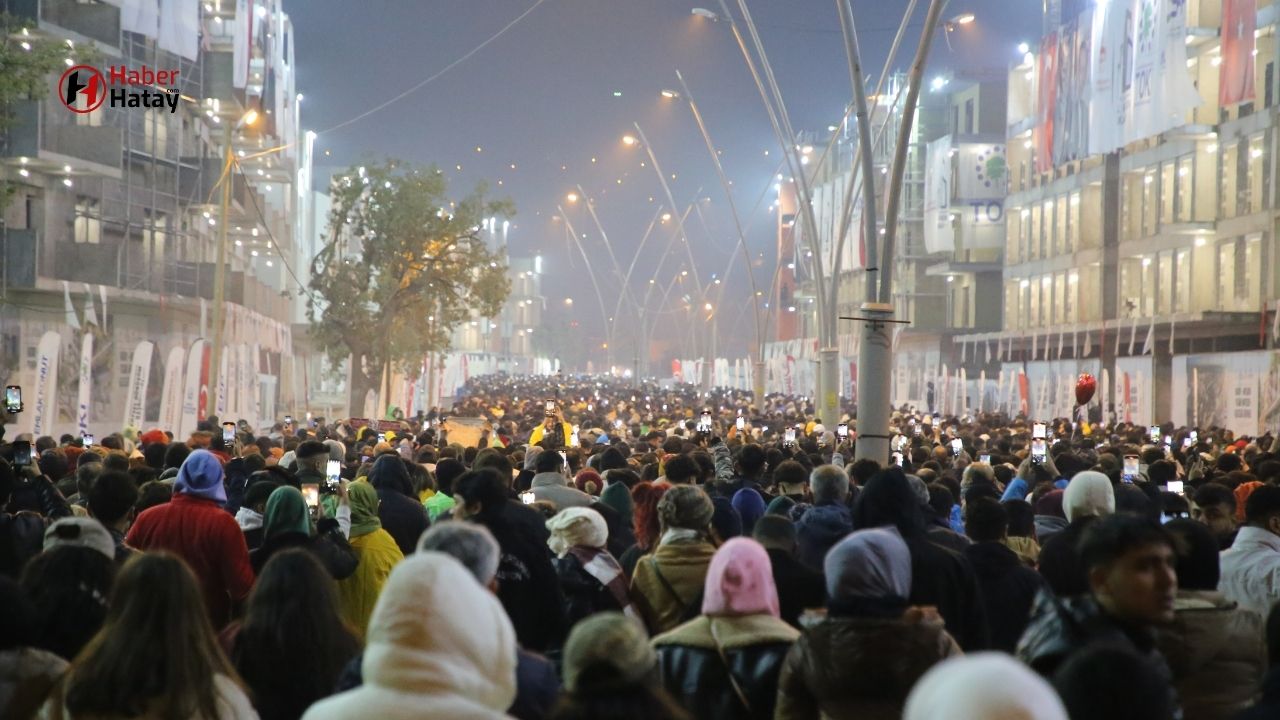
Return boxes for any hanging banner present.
[1221,0,1257,106]
[159,346,185,434]
[122,341,154,431]
[77,333,93,436]
[30,331,61,437]
[923,137,955,254]
[1052,8,1093,164]
[956,143,1008,249]
[179,340,205,438]
[1035,32,1059,173]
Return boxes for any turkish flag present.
[1221,0,1257,106]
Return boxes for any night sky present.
[288,0,1044,358]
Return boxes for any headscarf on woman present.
[599,481,634,527]
[701,537,779,618]
[824,526,913,617]
[348,482,382,538]
[262,486,311,541]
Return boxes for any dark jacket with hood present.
[963,540,1047,653]
[366,455,430,556]
[851,469,990,652]
[794,502,853,572]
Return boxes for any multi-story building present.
[951,0,1280,434]
[772,72,1007,410]
[0,0,314,437]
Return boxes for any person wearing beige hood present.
[303,551,518,720]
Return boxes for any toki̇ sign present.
[59,64,181,114]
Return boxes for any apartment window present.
[144,113,169,157]
[1040,276,1053,325]
[74,199,101,244]
[1157,250,1174,315]
[1055,195,1068,255]
[1042,199,1054,258]
[1053,272,1066,325]
[1246,132,1268,214]
[1142,170,1158,237]
[1030,205,1042,260]
[1008,210,1023,263]
[1218,235,1263,311]
[1174,247,1191,314]
[1221,141,1240,217]
[1066,191,1080,252]
[1028,278,1040,326]
[1175,155,1193,222]
[1064,271,1079,322]
[1160,161,1175,225]
[1121,176,1138,242]
[1120,257,1154,317]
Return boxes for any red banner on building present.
[1034,33,1059,174]
[1221,0,1256,106]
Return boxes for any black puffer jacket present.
[653,614,798,720]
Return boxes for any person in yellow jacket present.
[337,481,403,638]
[529,407,573,449]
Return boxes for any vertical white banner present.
[179,339,206,438]
[77,333,93,436]
[122,341,155,431]
[159,346,186,433]
[29,331,61,437]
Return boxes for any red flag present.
[1221,0,1257,106]
[1034,33,1058,174]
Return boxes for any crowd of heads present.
[1,371,1279,719]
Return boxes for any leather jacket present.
[653,614,798,720]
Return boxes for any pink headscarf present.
[701,537,780,618]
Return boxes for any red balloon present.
[1075,373,1097,406]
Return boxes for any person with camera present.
[0,442,73,578]
[529,404,572,450]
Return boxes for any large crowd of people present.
[2,372,1280,719]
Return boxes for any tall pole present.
[674,70,767,402]
[558,207,615,371]
[855,0,947,463]
[208,122,232,417]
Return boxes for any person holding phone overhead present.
[250,484,358,580]
[336,482,403,639]
[529,403,572,450]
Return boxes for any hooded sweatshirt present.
[303,552,518,720]
[367,455,430,556]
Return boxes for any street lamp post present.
[672,71,767,401]
[209,108,258,416]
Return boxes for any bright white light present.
[62,178,73,187]
[1017,42,1030,54]
[930,76,948,92]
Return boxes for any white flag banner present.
[122,341,154,430]
[923,137,955,254]
[30,331,61,437]
[1058,329,1065,359]
[1083,328,1092,357]
[1128,316,1138,355]
[1142,317,1155,355]
[159,346,186,433]
[1169,314,1176,353]
[179,339,206,438]
[233,0,251,88]
[62,281,80,331]
[82,284,98,327]
[77,333,93,436]
[99,285,108,322]
[960,340,968,364]
[1031,332,1039,360]
[1101,368,1111,426]
[1072,326,1079,357]
[217,351,228,417]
